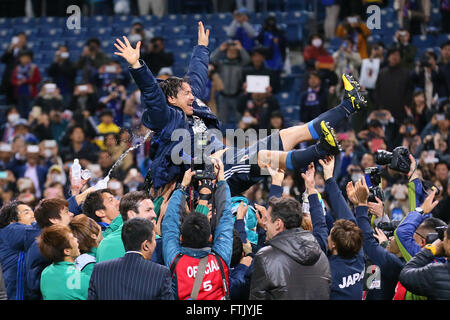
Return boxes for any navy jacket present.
[14,164,49,196]
[229,263,253,300]
[319,178,366,300]
[0,222,40,300]
[355,205,405,300]
[129,45,221,191]
[88,252,174,300]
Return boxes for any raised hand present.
[420,188,439,214]
[355,177,370,206]
[373,227,388,244]
[301,162,316,195]
[318,156,335,181]
[114,36,141,68]
[198,21,210,47]
[267,166,284,186]
[407,154,418,181]
[368,196,384,218]
[346,181,359,206]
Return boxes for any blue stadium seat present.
[163,25,188,39]
[438,34,450,45]
[166,39,192,52]
[412,34,436,48]
[281,105,300,126]
[277,92,296,106]
[174,52,191,65]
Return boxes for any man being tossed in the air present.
[114,22,367,196]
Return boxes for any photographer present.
[161,158,233,300]
[399,224,450,300]
[76,38,111,83]
[141,37,174,76]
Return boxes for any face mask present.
[128,34,142,44]
[351,173,364,182]
[316,185,325,193]
[60,52,69,59]
[8,113,19,124]
[283,186,291,194]
[52,174,64,184]
[44,149,52,158]
[312,38,322,48]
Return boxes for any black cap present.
[368,119,382,128]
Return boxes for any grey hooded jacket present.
[250,227,331,300]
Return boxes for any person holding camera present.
[162,158,233,300]
[336,15,371,59]
[141,37,174,76]
[347,175,406,300]
[399,222,450,300]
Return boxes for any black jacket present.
[250,228,331,300]
[399,248,450,300]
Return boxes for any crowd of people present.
[0,0,449,301]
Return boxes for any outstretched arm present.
[114,36,171,132]
[186,22,210,101]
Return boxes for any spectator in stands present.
[14,145,49,199]
[137,0,166,17]
[392,29,417,69]
[96,61,129,95]
[204,63,224,117]
[11,50,42,119]
[249,196,331,300]
[69,83,98,115]
[257,15,287,74]
[48,108,69,143]
[77,38,110,83]
[410,50,449,108]
[374,47,413,121]
[88,217,172,300]
[0,106,20,143]
[141,37,174,76]
[404,89,431,133]
[12,118,39,145]
[242,46,280,94]
[323,0,341,40]
[226,7,258,52]
[303,34,332,71]
[98,149,126,180]
[237,90,280,129]
[0,200,37,300]
[336,15,371,59]
[38,224,90,300]
[33,82,65,114]
[332,37,362,96]
[439,40,450,94]
[397,0,430,35]
[435,161,449,189]
[128,18,153,48]
[47,45,77,105]
[69,214,102,277]
[96,110,120,150]
[60,126,100,167]
[0,32,29,105]
[211,40,251,124]
[105,133,133,173]
[268,110,285,130]
[299,71,329,124]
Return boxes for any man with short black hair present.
[82,189,120,234]
[88,217,173,300]
[250,195,331,300]
[141,36,174,76]
[95,191,157,263]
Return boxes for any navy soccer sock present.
[285,145,328,172]
[306,100,353,140]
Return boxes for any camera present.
[192,126,216,182]
[374,146,411,174]
[377,220,401,238]
[426,226,448,244]
[420,55,431,68]
[364,167,384,202]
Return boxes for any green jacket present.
[40,261,90,300]
[102,215,123,238]
[75,248,97,277]
[96,225,125,263]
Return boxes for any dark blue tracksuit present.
[310,177,366,300]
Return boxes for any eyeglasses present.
[414,231,426,239]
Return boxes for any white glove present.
[94,176,110,191]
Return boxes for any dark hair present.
[387,46,402,58]
[180,212,211,248]
[267,197,302,229]
[330,219,363,259]
[440,40,450,49]
[70,125,85,136]
[418,217,448,235]
[151,36,164,44]
[308,70,321,81]
[230,229,244,268]
[69,214,101,254]
[104,132,119,145]
[82,189,112,222]
[38,224,73,263]
[121,217,154,252]
[119,191,150,222]
[425,50,437,61]
[159,77,188,102]
[435,161,449,170]
[0,201,25,228]
[308,33,324,45]
[446,223,450,240]
[86,38,100,47]
[34,198,69,229]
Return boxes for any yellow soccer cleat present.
[342,73,367,110]
[318,120,341,156]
